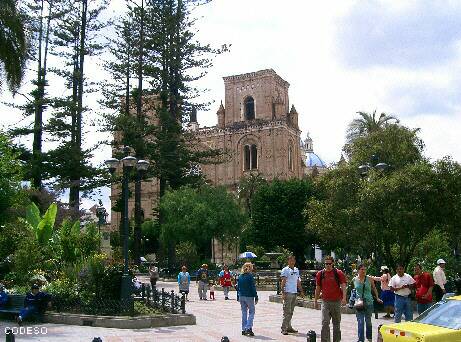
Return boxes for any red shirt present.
[316,269,347,301]
[414,272,434,304]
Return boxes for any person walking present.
[353,264,383,342]
[196,264,209,300]
[389,264,415,323]
[280,255,305,335]
[219,265,234,300]
[371,266,394,318]
[413,263,434,314]
[433,259,447,302]
[238,262,258,337]
[149,264,159,291]
[314,256,347,342]
[177,266,191,301]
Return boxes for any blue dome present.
[306,152,326,168]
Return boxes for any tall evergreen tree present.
[6,0,59,191]
[0,0,27,93]
[46,0,108,214]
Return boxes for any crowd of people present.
[172,256,449,341]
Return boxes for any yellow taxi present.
[378,295,461,342]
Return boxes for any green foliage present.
[23,202,57,245]
[0,0,27,93]
[175,241,198,268]
[346,124,424,170]
[308,120,461,270]
[248,178,315,263]
[346,110,399,144]
[160,185,246,260]
[0,132,25,223]
[408,229,457,278]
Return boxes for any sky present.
[2,0,461,211]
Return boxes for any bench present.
[0,294,25,316]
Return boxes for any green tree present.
[0,132,25,224]
[346,110,399,144]
[0,0,27,93]
[160,185,246,262]
[45,0,108,214]
[249,178,315,263]
[237,172,267,216]
[307,120,457,270]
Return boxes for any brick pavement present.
[0,280,389,341]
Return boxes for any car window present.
[414,300,461,330]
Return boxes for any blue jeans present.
[394,295,413,323]
[416,302,431,315]
[19,305,39,320]
[356,302,373,342]
[239,296,255,331]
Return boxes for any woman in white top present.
[372,266,394,318]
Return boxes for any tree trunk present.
[70,0,88,214]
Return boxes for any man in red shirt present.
[314,256,347,342]
[414,263,434,314]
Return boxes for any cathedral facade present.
[190,69,306,187]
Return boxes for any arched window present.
[244,144,258,170]
[288,144,293,171]
[244,96,255,120]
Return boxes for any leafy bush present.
[176,241,198,268]
[409,229,456,278]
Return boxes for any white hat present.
[437,259,446,264]
[380,266,389,271]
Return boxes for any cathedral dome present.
[306,151,326,168]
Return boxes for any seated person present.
[0,284,8,307]
[17,284,51,324]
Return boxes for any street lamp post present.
[105,146,149,304]
[95,200,107,252]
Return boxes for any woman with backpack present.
[353,264,383,342]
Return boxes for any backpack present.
[320,268,341,288]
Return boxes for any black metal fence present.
[51,284,186,316]
[137,284,186,314]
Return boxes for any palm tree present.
[0,0,27,93]
[346,110,399,143]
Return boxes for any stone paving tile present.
[0,280,391,341]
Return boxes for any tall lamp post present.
[105,147,149,303]
[95,200,108,252]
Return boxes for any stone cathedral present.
[109,69,326,264]
[190,69,306,186]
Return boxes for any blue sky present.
[1,0,461,211]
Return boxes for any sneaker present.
[281,330,288,335]
[16,316,22,326]
[247,329,254,336]
[242,330,248,336]
[286,328,298,333]
[225,297,229,300]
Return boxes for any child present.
[209,281,216,300]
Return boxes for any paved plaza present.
[0,280,389,341]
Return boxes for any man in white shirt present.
[433,259,447,301]
[280,255,305,335]
[389,264,415,323]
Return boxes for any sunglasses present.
[325,263,333,265]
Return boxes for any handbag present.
[354,277,366,311]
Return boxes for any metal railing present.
[138,284,186,314]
